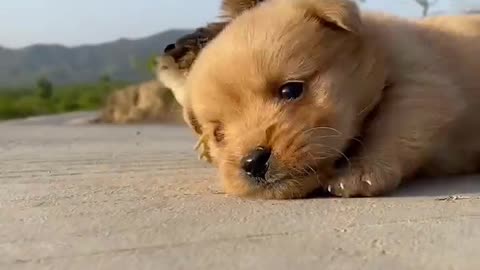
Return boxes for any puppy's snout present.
[241,146,271,180]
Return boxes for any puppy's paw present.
[326,163,400,198]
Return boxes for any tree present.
[414,0,438,17]
[451,0,480,14]
[357,0,438,17]
[36,77,53,99]
[147,55,158,75]
[99,74,111,84]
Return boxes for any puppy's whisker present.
[351,137,367,152]
[303,165,321,186]
[313,134,344,140]
[296,143,310,154]
[310,143,352,172]
[310,155,333,161]
[306,165,317,176]
[305,152,318,163]
[303,126,343,136]
[357,95,379,117]
[289,134,308,153]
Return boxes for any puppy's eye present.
[279,81,304,100]
[213,124,225,144]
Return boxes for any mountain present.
[0,29,191,88]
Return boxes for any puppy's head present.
[184,0,388,199]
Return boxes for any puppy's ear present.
[220,0,265,19]
[164,22,227,70]
[297,0,362,34]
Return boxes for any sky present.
[0,0,470,49]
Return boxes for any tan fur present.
[180,0,480,200]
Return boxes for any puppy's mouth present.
[240,154,324,193]
[243,137,361,189]
[265,167,312,186]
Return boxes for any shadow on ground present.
[305,175,480,199]
[393,174,480,197]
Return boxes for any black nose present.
[241,147,271,179]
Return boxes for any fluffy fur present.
[181,0,480,199]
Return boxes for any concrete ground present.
[1,112,480,270]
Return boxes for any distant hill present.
[0,29,191,88]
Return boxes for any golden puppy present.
[180,0,480,200]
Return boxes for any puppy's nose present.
[241,147,271,179]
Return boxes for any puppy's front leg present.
[328,82,465,197]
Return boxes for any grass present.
[0,80,127,120]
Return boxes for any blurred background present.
[0,0,479,123]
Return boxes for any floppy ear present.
[155,55,188,107]
[296,0,362,34]
[220,0,265,19]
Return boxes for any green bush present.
[0,80,126,120]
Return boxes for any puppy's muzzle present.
[241,146,271,181]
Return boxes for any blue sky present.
[0,0,470,48]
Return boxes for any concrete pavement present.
[1,113,480,270]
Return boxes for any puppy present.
[181,0,480,199]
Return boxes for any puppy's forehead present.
[185,0,351,121]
